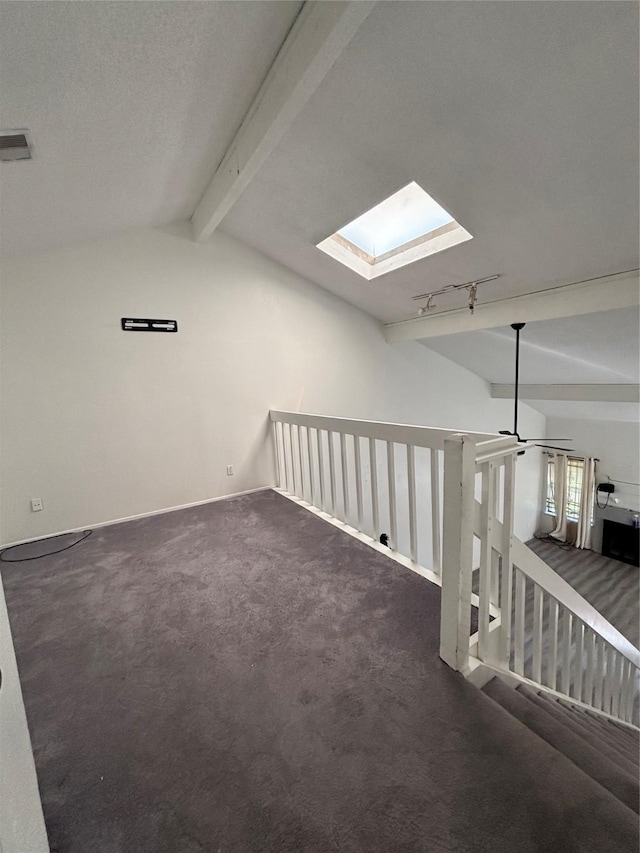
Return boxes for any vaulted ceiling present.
[0,1,303,256]
[1,1,638,422]
[222,1,639,324]
[423,309,640,423]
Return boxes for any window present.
[316,182,472,280]
[546,456,586,523]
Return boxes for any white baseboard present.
[0,487,271,550]
[272,487,444,588]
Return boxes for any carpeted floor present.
[526,538,639,648]
[2,489,638,852]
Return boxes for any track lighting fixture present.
[412,274,499,317]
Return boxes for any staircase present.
[483,677,639,816]
[270,408,640,850]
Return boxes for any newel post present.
[440,434,476,673]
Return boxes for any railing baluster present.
[478,461,495,662]
[316,429,325,513]
[624,659,635,723]
[354,434,363,531]
[327,431,337,516]
[561,609,573,696]
[288,422,297,495]
[491,460,502,607]
[306,427,314,506]
[547,598,559,690]
[610,652,621,718]
[340,432,349,523]
[407,445,418,563]
[603,645,614,715]
[532,584,543,684]
[574,621,584,701]
[584,628,595,707]
[620,660,630,721]
[514,569,526,676]
[492,462,500,519]
[430,448,441,575]
[498,453,515,666]
[490,463,500,606]
[490,548,500,609]
[280,422,287,489]
[387,441,397,548]
[297,423,306,501]
[593,637,604,710]
[273,420,282,488]
[369,438,379,538]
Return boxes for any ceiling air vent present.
[0,130,32,161]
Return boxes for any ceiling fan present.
[498,322,573,452]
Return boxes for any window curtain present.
[576,456,596,549]
[549,453,568,541]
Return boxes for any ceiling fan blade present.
[533,443,575,452]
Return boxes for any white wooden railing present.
[270,410,505,583]
[442,433,640,727]
[270,411,640,728]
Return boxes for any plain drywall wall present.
[545,416,640,514]
[0,222,544,545]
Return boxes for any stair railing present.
[441,433,640,727]
[270,412,639,727]
[270,410,502,586]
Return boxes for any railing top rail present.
[512,537,640,669]
[475,439,535,464]
[270,410,500,451]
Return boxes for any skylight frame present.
[316,182,472,280]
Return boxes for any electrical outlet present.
[226,465,234,476]
[31,498,43,512]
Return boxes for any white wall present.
[545,416,640,513]
[0,222,545,545]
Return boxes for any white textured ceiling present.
[0,1,302,256]
[221,1,639,323]
[526,401,639,424]
[421,308,640,422]
[1,1,638,418]
[423,309,640,385]
[2,1,637,320]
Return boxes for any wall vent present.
[0,130,32,161]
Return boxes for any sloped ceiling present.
[1,1,638,424]
[0,1,302,256]
[423,309,640,386]
[1,1,637,325]
[221,1,639,324]
[421,308,640,423]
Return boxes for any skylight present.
[317,182,472,280]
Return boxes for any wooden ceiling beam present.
[384,271,640,343]
[192,1,376,242]
[491,384,640,403]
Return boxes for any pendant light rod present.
[511,322,525,437]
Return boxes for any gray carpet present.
[527,538,640,648]
[2,490,638,852]
[483,680,639,813]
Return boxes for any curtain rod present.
[543,450,600,462]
